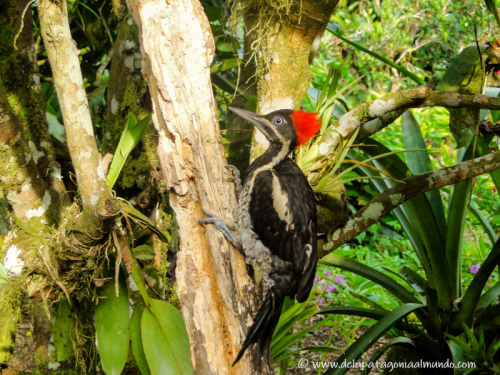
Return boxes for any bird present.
[229,107,320,365]
[200,107,320,366]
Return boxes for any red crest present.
[290,111,321,146]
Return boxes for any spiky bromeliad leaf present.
[324,303,424,375]
[106,113,151,189]
[327,29,425,85]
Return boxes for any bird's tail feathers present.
[232,293,284,367]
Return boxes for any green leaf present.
[477,282,500,311]
[358,140,453,310]
[54,299,75,362]
[485,0,500,28]
[360,337,416,375]
[271,317,330,358]
[320,306,384,320]
[141,300,193,375]
[435,45,487,93]
[327,30,425,85]
[210,58,238,74]
[401,110,447,240]
[133,244,156,261]
[0,263,7,284]
[95,268,130,375]
[320,253,419,304]
[107,113,151,189]
[324,303,423,375]
[470,201,498,245]
[451,238,500,332]
[130,302,151,375]
[119,199,168,243]
[273,346,342,363]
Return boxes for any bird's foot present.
[225,165,242,199]
[199,208,242,249]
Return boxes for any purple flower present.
[326,285,336,293]
[470,263,481,274]
[317,279,326,291]
[324,270,332,277]
[314,277,319,284]
[335,276,344,284]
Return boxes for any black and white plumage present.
[228,107,319,366]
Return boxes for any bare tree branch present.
[38,0,115,217]
[323,151,500,255]
[321,86,500,157]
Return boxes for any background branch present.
[321,151,500,256]
[38,0,115,217]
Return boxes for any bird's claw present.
[199,208,241,248]
[225,165,242,198]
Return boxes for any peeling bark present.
[126,0,264,373]
[324,150,500,255]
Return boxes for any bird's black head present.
[228,107,320,151]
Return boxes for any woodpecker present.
[226,107,321,365]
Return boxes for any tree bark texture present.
[126,0,265,373]
[242,0,340,158]
[39,0,114,217]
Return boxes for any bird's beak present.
[228,107,269,134]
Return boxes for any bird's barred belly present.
[238,186,273,291]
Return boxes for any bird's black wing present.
[249,158,317,302]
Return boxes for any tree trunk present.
[126,0,267,373]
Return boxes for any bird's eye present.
[273,117,284,125]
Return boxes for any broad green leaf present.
[210,58,238,74]
[435,45,487,92]
[324,303,424,375]
[359,140,452,310]
[477,282,500,311]
[95,268,130,375]
[360,337,416,375]
[348,149,431,277]
[141,300,193,375]
[401,110,447,240]
[327,30,425,85]
[54,299,75,362]
[133,244,156,261]
[321,253,419,304]
[107,113,151,189]
[130,302,151,375]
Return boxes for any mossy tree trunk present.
[0,1,70,370]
